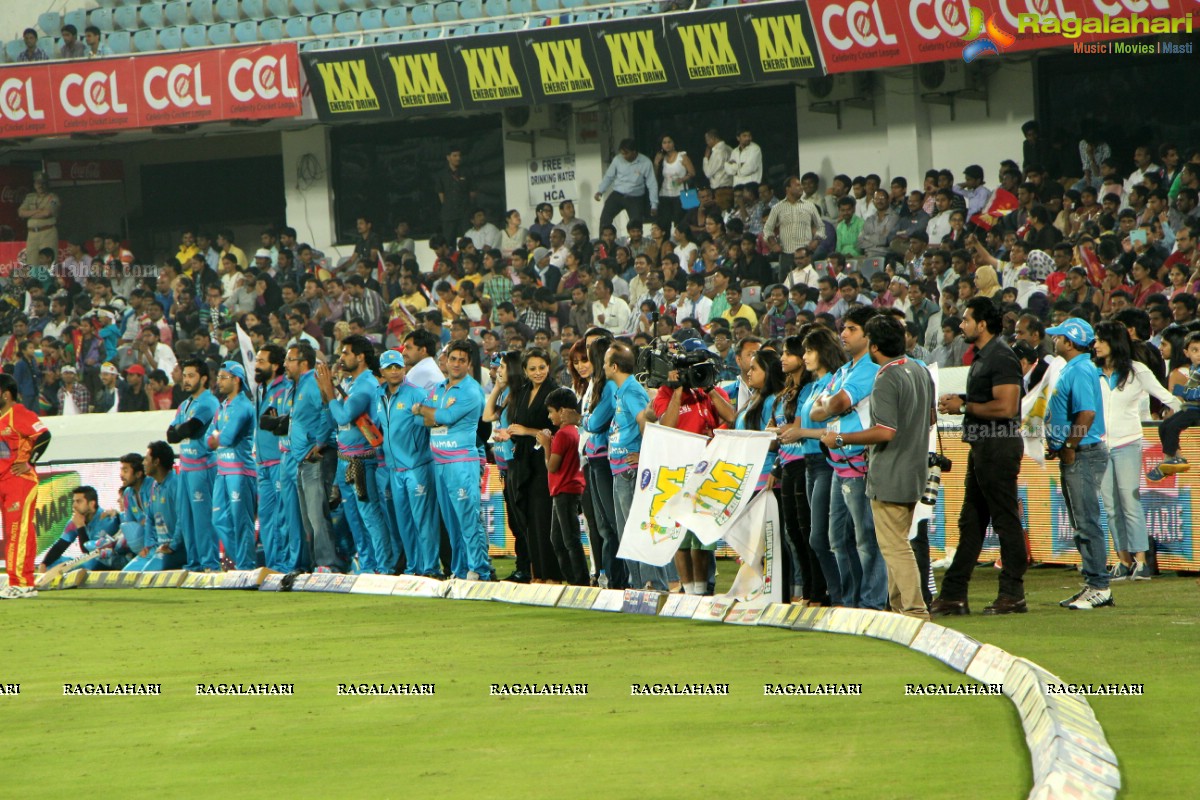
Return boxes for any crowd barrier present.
[18,567,1124,800]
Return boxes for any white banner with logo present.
[617,423,710,567]
[722,489,783,605]
[661,429,774,546]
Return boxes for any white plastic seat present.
[409,4,435,24]
[191,0,216,24]
[214,0,242,22]
[90,8,116,31]
[112,6,140,29]
[132,28,160,50]
[164,1,190,26]
[382,6,407,26]
[106,30,132,52]
[284,16,309,36]
[159,25,182,48]
[143,4,167,28]
[334,11,359,32]
[208,21,234,42]
[310,13,335,35]
[360,8,383,28]
[434,1,459,22]
[38,12,63,36]
[260,17,284,38]
[460,0,484,19]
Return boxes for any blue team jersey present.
[286,370,334,461]
[376,379,435,471]
[330,370,380,457]
[608,377,649,475]
[737,394,779,489]
[255,375,291,466]
[581,380,616,459]
[493,388,514,469]
[825,353,879,476]
[147,471,182,551]
[798,375,833,457]
[172,390,219,472]
[1047,352,1106,448]
[773,387,806,465]
[210,393,256,477]
[58,507,111,551]
[429,375,485,465]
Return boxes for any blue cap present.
[380,350,405,369]
[681,338,709,353]
[220,361,247,385]
[1045,318,1095,348]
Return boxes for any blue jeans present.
[1061,446,1110,589]
[586,458,621,582]
[1101,441,1149,554]
[805,460,842,606]
[613,469,668,592]
[830,473,886,610]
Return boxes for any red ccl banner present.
[0,43,301,140]
[810,0,1192,73]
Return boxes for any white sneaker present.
[0,585,38,600]
[465,571,482,582]
[1068,587,1115,610]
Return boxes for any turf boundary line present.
[23,569,1121,797]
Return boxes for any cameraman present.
[821,316,934,620]
[652,339,730,595]
[935,297,1026,616]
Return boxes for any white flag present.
[237,323,258,395]
[616,423,710,567]
[1020,355,1065,467]
[910,364,938,540]
[62,390,80,416]
[722,490,783,605]
[661,429,774,546]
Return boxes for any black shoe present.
[982,596,1028,615]
[929,597,970,617]
[503,571,531,584]
[279,571,300,592]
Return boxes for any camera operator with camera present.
[933,297,1027,617]
[647,338,729,595]
[821,316,935,621]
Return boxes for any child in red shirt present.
[535,388,589,586]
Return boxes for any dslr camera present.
[919,453,953,506]
[637,339,719,391]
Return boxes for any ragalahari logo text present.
[961,7,1016,62]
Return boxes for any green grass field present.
[2,564,1195,799]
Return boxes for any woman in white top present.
[653,135,695,238]
[1092,321,1181,581]
[499,209,527,259]
[672,225,699,272]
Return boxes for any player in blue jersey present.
[317,335,393,574]
[166,357,220,571]
[254,344,292,571]
[124,441,185,571]
[414,340,492,580]
[208,361,258,570]
[39,486,127,571]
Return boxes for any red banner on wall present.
[0,43,301,140]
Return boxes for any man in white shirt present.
[591,278,631,335]
[465,209,501,251]
[674,275,713,327]
[540,228,571,270]
[135,325,177,377]
[726,128,763,186]
[1124,145,1160,196]
[783,246,824,290]
[925,189,955,245]
[703,129,734,211]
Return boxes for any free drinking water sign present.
[528,154,577,206]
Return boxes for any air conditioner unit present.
[918,61,986,95]
[806,73,872,106]
[503,104,569,132]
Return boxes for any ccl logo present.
[0,77,45,122]
[143,63,213,111]
[228,53,299,103]
[60,71,129,118]
[820,0,898,50]
[909,0,974,40]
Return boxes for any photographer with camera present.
[650,339,729,595]
[934,297,1027,616]
[821,316,934,620]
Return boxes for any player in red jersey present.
[0,374,52,599]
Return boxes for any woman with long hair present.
[579,335,621,588]
[1094,321,1180,580]
[484,350,532,582]
[712,349,786,491]
[776,326,848,605]
[566,339,601,586]
[504,348,561,583]
[1161,324,1190,380]
[654,134,696,236]
[499,209,527,259]
[672,225,698,272]
[255,273,283,316]
[769,328,829,605]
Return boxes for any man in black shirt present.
[435,146,474,243]
[933,296,1027,615]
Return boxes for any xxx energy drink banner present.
[662,429,774,546]
[302,0,823,121]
